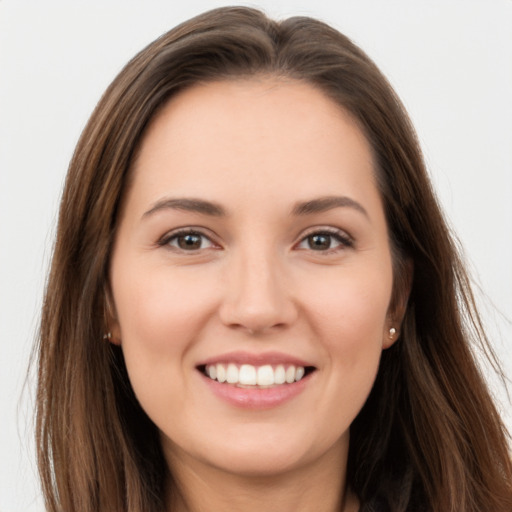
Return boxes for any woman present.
[35,6,512,512]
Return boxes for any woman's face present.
[110,79,396,478]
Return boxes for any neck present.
[165,442,359,512]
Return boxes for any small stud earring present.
[389,327,397,338]
[103,332,112,341]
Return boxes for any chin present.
[162,422,348,479]
[205,449,311,478]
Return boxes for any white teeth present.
[207,365,217,380]
[226,363,238,384]
[216,364,227,383]
[257,365,274,386]
[274,365,286,385]
[285,366,296,384]
[239,364,257,385]
[205,363,308,386]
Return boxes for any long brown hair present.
[35,6,512,511]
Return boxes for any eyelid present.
[157,226,221,251]
[294,226,354,252]
[156,225,353,253]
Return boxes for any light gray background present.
[1,1,511,510]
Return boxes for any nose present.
[218,248,298,335]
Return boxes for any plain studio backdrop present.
[1,1,511,510]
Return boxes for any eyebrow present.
[142,195,368,220]
[143,198,226,218]
[291,195,368,218]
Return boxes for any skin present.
[109,78,400,512]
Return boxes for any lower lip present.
[200,372,311,409]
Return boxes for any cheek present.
[111,264,220,420]
[304,262,392,343]
[301,263,392,405]
[113,264,219,353]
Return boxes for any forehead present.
[126,78,379,215]
[136,77,371,160]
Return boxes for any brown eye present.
[177,233,203,250]
[307,234,332,250]
[164,231,215,251]
[296,229,353,252]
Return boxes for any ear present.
[103,283,122,346]
[383,257,413,349]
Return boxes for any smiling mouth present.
[198,363,316,388]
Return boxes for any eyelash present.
[158,227,354,253]
[295,227,354,253]
[158,228,218,252]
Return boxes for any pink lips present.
[197,350,312,368]
[197,351,315,409]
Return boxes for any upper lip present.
[196,351,315,368]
